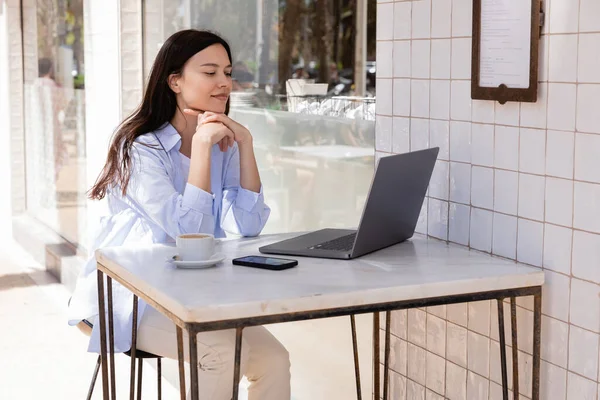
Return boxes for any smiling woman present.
[68,29,290,400]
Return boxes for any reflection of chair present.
[69,297,163,400]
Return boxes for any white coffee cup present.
[176,233,215,261]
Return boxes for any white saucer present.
[168,253,226,269]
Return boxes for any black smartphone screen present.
[232,256,298,271]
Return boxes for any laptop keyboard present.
[308,233,357,251]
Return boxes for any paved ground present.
[0,239,248,399]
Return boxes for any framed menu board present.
[471,0,543,104]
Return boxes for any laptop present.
[259,147,439,260]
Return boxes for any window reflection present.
[22,0,87,248]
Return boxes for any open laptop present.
[259,147,439,260]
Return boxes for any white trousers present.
[137,306,291,400]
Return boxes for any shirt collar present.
[153,123,182,152]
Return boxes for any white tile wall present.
[545,177,574,227]
[449,202,470,246]
[470,207,493,252]
[426,352,445,395]
[519,128,546,174]
[447,322,468,368]
[549,34,578,83]
[567,372,597,400]
[517,218,544,267]
[430,80,450,120]
[426,314,446,357]
[471,167,493,209]
[575,132,600,183]
[411,80,430,118]
[431,39,451,79]
[540,361,568,400]
[548,83,577,131]
[430,0,451,39]
[411,0,430,39]
[578,33,600,83]
[412,40,431,79]
[393,41,411,78]
[494,126,519,170]
[579,0,600,33]
[446,361,467,399]
[543,224,573,275]
[492,213,517,259]
[577,84,600,134]
[572,230,600,284]
[546,130,575,179]
[494,170,518,214]
[376,0,600,396]
[574,181,600,233]
[377,3,394,41]
[568,325,599,380]
[518,173,545,221]
[377,41,394,78]
[429,120,449,160]
[471,124,494,167]
[494,102,520,127]
[451,38,471,80]
[550,0,580,34]
[449,121,471,163]
[570,278,600,333]
[394,78,411,117]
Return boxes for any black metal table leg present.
[373,312,380,400]
[107,276,117,399]
[532,290,542,400]
[130,295,138,400]
[157,358,162,400]
[232,327,244,400]
[97,269,110,400]
[510,297,519,400]
[497,299,509,400]
[137,358,143,400]
[176,327,186,400]
[350,315,362,400]
[189,327,199,400]
[383,311,391,400]
[87,355,102,400]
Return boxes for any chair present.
[72,307,163,399]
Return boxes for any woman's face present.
[170,44,232,114]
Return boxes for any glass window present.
[144,0,376,234]
[22,0,87,247]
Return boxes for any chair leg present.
[87,355,102,400]
[157,358,162,400]
[137,358,143,400]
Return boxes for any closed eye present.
[205,72,233,77]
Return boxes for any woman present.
[68,30,291,399]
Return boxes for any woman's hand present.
[184,109,234,152]
[199,112,253,146]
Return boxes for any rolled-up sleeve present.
[126,143,215,238]
[220,144,270,236]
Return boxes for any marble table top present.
[96,233,544,324]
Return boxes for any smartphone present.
[232,255,298,271]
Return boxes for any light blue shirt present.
[68,123,270,353]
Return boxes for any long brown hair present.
[88,29,232,200]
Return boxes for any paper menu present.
[479,0,532,89]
